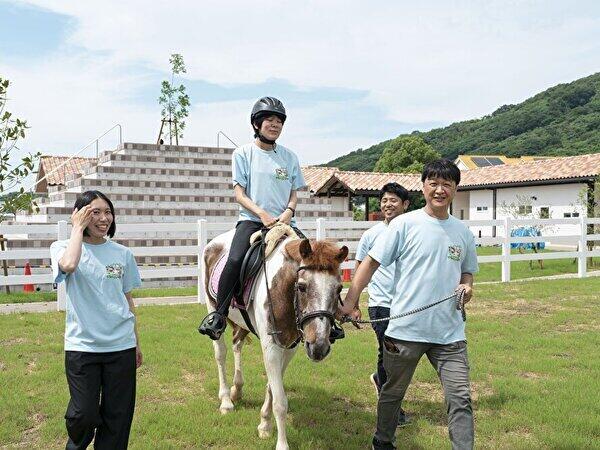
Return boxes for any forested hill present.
[326,72,600,171]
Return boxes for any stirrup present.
[198,312,227,340]
[329,322,345,343]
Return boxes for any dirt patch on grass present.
[471,298,566,318]
[10,412,47,448]
[519,371,548,380]
[554,322,600,333]
[0,337,27,347]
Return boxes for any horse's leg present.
[261,343,290,450]
[210,316,234,414]
[257,347,296,440]
[258,383,273,439]
[230,327,249,402]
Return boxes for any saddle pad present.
[208,250,257,311]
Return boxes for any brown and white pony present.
[203,230,348,450]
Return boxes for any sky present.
[1,0,600,166]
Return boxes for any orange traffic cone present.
[23,262,35,293]
[342,268,352,282]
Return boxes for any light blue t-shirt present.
[232,143,306,225]
[50,239,142,352]
[356,221,397,308]
[369,209,479,344]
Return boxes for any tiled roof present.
[328,170,422,193]
[302,167,422,194]
[302,166,339,192]
[38,156,96,186]
[460,153,600,187]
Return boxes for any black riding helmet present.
[251,97,286,143]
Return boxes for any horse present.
[202,230,348,450]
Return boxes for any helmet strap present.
[257,133,276,145]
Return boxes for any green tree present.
[0,77,40,219]
[158,53,190,145]
[374,135,440,173]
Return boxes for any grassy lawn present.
[1,278,600,449]
[0,286,198,305]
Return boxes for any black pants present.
[216,220,305,315]
[368,306,391,390]
[64,348,136,450]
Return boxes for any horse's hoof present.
[219,400,234,415]
[230,385,243,402]
[257,427,271,439]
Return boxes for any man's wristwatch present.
[285,207,295,217]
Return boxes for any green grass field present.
[1,277,599,449]
[0,286,198,305]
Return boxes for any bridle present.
[262,241,340,349]
[293,265,337,337]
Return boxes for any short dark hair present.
[421,159,461,186]
[73,190,116,238]
[379,182,409,202]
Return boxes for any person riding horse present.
[198,97,307,340]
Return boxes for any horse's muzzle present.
[305,338,331,362]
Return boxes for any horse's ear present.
[284,240,302,263]
[336,245,349,263]
[299,239,313,259]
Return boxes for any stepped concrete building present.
[5,143,352,288]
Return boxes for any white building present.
[453,153,600,237]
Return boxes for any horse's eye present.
[297,282,307,293]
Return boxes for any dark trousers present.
[64,348,136,450]
[368,306,390,390]
[216,220,305,315]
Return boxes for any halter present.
[293,265,337,337]
[261,235,340,349]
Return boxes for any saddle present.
[208,224,299,310]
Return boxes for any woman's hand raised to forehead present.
[71,205,93,231]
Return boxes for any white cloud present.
[4,0,600,164]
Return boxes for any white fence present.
[0,217,598,311]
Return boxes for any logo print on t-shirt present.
[447,245,462,261]
[275,168,289,180]
[105,263,124,279]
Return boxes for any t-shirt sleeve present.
[355,232,370,262]
[290,153,307,190]
[232,148,248,188]
[122,249,142,294]
[461,230,479,274]
[50,240,68,284]
[368,221,403,267]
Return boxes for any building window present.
[564,212,580,218]
[518,205,533,215]
[476,206,488,212]
[460,209,464,220]
[540,207,549,219]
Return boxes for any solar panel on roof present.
[471,157,492,167]
[487,157,504,166]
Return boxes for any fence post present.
[197,219,207,304]
[501,217,511,282]
[57,221,68,311]
[316,217,326,240]
[578,216,587,278]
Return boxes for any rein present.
[340,289,467,325]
